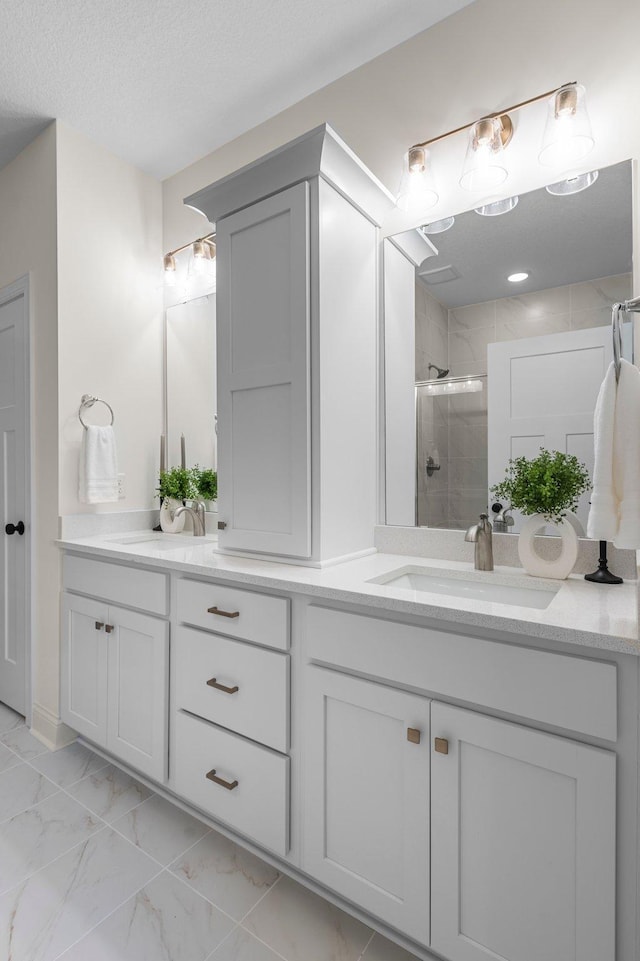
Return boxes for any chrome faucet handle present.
[465,523,480,543]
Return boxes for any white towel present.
[613,359,640,549]
[588,359,640,548]
[79,425,119,504]
[587,362,618,541]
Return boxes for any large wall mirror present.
[165,293,217,480]
[384,159,634,533]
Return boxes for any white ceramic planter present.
[159,497,186,534]
[518,513,579,580]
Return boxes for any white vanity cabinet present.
[186,124,394,564]
[304,667,431,943]
[303,605,617,961]
[60,557,169,782]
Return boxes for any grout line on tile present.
[203,922,242,961]
[49,862,166,961]
[160,866,240,923]
[236,871,283,925]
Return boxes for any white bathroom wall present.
[162,0,640,305]
[0,125,61,740]
[56,122,164,517]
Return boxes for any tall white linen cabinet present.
[186,124,394,564]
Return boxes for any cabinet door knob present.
[104,624,114,634]
[407,727,421,744]
[434,737,449,755]
[207,606,240,619]
[206,768,238,790]
[5,521,25,536]
[206,677,239,694]
[217,521,227,530]
[95,622,104,631]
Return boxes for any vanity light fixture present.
[508,271,529,283]
[163,232,216,286]
[163,253,177,287]
[398,81,592,213]
[396,147,439,213]
[538,84,594,168]
[546,170,599,196]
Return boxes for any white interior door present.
[488,325,618,533]
[0,278,29,716]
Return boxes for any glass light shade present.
[538,84,594,167]
[545,170,599,195]
[163,253,177,287]
[460,118,509,192]
[474,195,519,217]
[421,217,455,235]
[396,148,439,212]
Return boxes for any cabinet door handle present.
[407,727,421,744]
[95,622,104,631]
[434,737,449,755]
[206,677,239,694]
[104,624,114,634]
[207,606,240,619]
[206,768,238,790]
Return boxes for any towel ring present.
[78,394,115,429]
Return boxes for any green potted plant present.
[193,466,218,512]
[491,449,591,579]
[157,466,196,533]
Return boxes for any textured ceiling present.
[0,0,474,179]
[413,161,632,307]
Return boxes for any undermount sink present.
[368,566,559,610]
[107,533,210,551]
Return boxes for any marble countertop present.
[57,532,640,656]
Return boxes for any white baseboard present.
[30,702,77,752]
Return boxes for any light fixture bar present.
[164,231,216,261]
[410,82,576,151]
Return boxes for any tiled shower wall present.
[416,272,632,529]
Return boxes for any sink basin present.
[368,566,558,610]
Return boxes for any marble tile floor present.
[0,703,420,961]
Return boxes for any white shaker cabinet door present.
[216,181,311,558]
[431,702,616,961]
[61,592,109,746]
[303,668,431,944]
[106,606,169,782]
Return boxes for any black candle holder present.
[585,540,623,585]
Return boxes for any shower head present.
[428,363,450,379]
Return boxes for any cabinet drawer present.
[175,626,289,752]
[307,606,617,741]
[63,554,168,616]
[177,578,289,650]
[173,710,289,855]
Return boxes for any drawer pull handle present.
[206,768,238,790]
[206,677,239,694]
[434,737,449,755]
[95,621,104,631]
[207,606,240,619]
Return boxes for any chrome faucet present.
[465,513,494,571]
[174,500,206,537]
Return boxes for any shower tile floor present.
[0,703,419,961]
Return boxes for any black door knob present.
[5,522,25,536]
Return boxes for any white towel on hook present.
[612,359,640,549]
[79,425,119,504]
[587,362,618,541]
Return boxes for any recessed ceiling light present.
[508,272,529,283]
